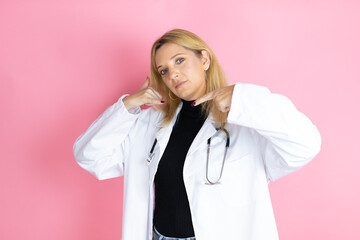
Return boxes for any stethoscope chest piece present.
[146,153,154,165]
[146,138,157,165]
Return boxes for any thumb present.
[140,76,150,90]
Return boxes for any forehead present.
[155,42,193,65]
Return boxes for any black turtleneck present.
[153,98,207,238]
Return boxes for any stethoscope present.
[146,124,230,185]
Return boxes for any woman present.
[73,28,321,240]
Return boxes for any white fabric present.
[73,82,321,240]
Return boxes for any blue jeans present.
[153,226,196,240]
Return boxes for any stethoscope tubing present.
[147,128,230,185]
[205,128,230,185]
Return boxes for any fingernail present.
[161,101,165,103]
[191,101,196,107]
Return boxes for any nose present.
[169,68,180,81]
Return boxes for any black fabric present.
[153,98,207,238]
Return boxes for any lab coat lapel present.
[153,102,183,160]
[186,112,217,158]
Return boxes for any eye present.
[176,58,184,64]
[160,69,167,75]
[159,58,184,76]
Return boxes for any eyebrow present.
[157,53,186,69]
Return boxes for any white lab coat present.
[73,82,321,240]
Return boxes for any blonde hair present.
[150,28,230,130]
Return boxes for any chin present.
[175,88,196,100]
[180,94,195,101]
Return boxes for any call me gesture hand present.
[191,84,235,113]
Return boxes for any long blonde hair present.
[150,28,229,130]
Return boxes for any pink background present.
[1,0,359,239]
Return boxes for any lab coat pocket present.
[219,153,257,208]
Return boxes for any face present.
[155,42,210,101]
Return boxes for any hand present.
[192,84,235,112]
[123,76,165,111]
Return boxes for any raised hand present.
[123,76,165,111]
[191,84,235,112]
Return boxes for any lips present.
[175,81,187,89]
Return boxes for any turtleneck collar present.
[180,98,207,120]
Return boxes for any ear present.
[200,50,211,71]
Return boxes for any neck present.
[180,98,206,119]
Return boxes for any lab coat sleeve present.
[73,94,141,180]
[227,82,321,182]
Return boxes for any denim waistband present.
[153,226,196,240]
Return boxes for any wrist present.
[122,95,139,111]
